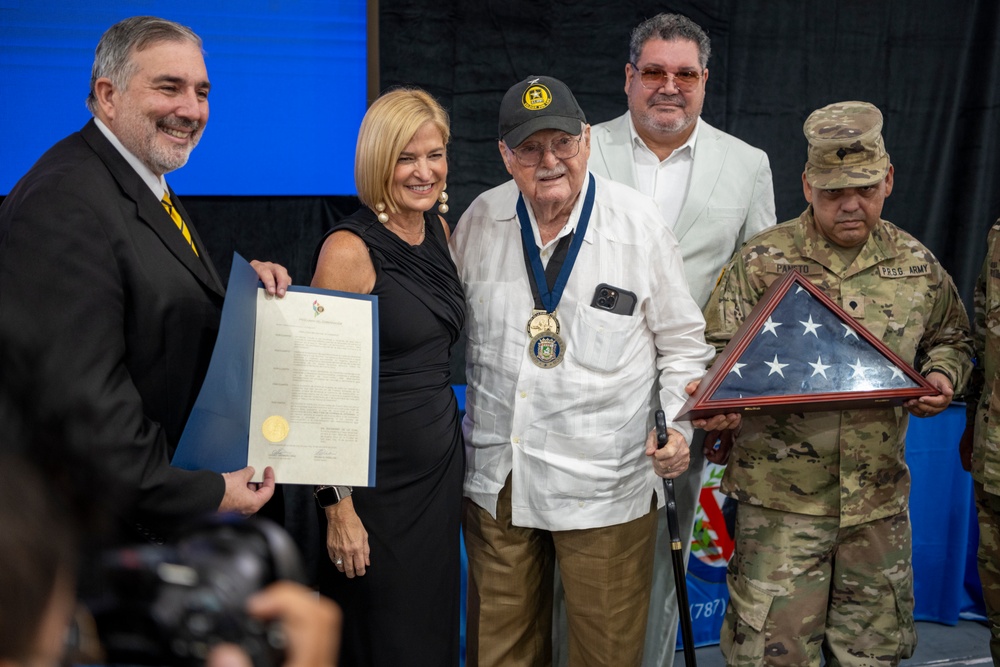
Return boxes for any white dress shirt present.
[628,115,699,229]
[450,173,714,531]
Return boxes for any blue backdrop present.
[0,1,366,196]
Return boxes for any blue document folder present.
[172,253,378,485]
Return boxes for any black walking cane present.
[655,409,697,667]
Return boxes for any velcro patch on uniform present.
[763,261,814,275]
[843,295,865,318]
[879,264,931,278]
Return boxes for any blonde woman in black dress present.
[311,88,465,666]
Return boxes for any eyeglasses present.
[630,63,703,92]
[509,135,582,167]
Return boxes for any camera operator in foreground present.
[0,455,340,667]
[0,351,340,667]
[206,583,341,667]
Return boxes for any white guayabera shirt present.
[450,172,714,531]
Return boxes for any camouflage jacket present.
[967,219,1000,493]
[705,207,972,526]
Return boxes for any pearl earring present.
[375,202,389,224]
[438,188,449,215]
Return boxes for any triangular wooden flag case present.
[676,269,938,420]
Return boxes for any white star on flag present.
[762,317,782,336]
[765,354,789,377]
[849,358,872,378]
[809,356,831,378]
[886,365,905,380]
[800,315,823,337]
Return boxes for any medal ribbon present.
[521,234,571,310]
[516,173,595,314]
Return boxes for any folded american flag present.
[677,269,935,420]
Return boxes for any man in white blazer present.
[560,13,776,667]
[590,14,775,309]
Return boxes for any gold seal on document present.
[262,415,290,443]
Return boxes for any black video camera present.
[76,515,305,667]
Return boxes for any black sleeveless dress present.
[312,208,465,666]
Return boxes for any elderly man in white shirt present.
[451,75,728,667]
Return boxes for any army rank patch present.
[842,295,865,318]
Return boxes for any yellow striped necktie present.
[160,192,199,257]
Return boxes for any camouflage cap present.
[803,101,890,189]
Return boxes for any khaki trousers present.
[464,475,657,667]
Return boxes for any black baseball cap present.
[498,75,587,148]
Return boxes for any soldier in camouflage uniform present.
[960,218,1000,665]
[703,101,973,666]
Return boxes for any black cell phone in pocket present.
[590,283,637,316]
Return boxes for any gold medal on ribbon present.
[529,331,565,368]
[526,309,560,339]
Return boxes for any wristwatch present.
[314,485,353,508]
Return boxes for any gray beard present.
[115,109,200,175]
[636,108,695,137]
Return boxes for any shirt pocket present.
[859,276,921,346]
[569,300,638,373]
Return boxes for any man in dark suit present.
[0,16,290,539]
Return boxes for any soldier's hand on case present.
[904,371,953,418]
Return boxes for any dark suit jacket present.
[0,120,226,536]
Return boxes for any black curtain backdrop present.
[377,0,1000,309]
[5,0,997,378]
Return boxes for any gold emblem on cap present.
[262,415,290,443]
[522,84,552,111]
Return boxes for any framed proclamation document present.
[676,269,937,420]
[172,254,378,486]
